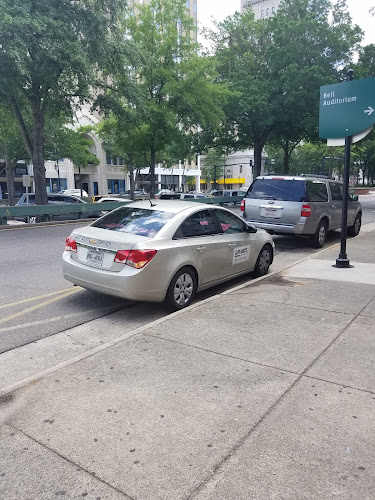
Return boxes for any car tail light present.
[114,249,157,269]
[241,199,245,212]
[114,250,130,263]
[65,236,77,252]
[301,204,312,217]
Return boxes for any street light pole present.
[335,69,354,269]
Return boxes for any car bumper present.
[62,252,168,302]
[245,220,309,235]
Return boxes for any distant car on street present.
[16,192,98,223]
[59,188,89,198]
[241,175,362,248]
[63,200,275,310]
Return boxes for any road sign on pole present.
[319,77,375,139]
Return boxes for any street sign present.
[319,77,375,138]
[22,175,31,187]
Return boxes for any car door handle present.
[228,243,236,247]
[196,246,206,252]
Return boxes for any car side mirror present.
[245,223,257,233]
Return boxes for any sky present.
[197,0,375,47]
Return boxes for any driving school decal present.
[233,246,250,265]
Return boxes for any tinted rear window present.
[306,181,328,202]
[246,179,306,202]
[91,207,174,237]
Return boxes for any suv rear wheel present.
[311,220,327,248]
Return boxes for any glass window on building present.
[272,6,275,14]
[266,8,270,16]
[261,10,264,17]
[106,152,112,165]
[186,0,190,8]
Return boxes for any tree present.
[0,100,29,205]
[211,0,362,176]
[97,0,228,197]
[0,0,125,205]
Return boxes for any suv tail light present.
[240,199,245,212]
[301,204,312,217]
[65,236,77,252]
[114,249,157,269]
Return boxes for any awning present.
[210,178,245,184]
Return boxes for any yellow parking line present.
[0,220,90,231]
[0,305,119,333]
[0,287,82,311]
[0,289,81,325]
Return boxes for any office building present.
[241,0,281,19]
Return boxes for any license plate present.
[86,248,104,266]
[263,208,277,218]
[260,205,282,218]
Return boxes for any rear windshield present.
[246,178,306,202]
[91,207,174,238]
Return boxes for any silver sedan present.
[62,200,275,310]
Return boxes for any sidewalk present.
[1,225,375,500]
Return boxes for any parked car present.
[16,193,98,223]
[59,188,89,198]
[95,196,130,214]
[241,175,362,248]
[63,200,275,310]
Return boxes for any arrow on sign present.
[364,106,374,116]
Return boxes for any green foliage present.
[211,0,363,177]
[97,0,228,196]
[355,44,375,78]
[0,0,125,203]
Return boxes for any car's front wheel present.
[166,267,197,311]
[311,220,327,248]
[253,244,273,277]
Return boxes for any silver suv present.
[241,175,362,248]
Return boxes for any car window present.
[91,207,174,238]
[21,195,35,205]
[246,178,306,202]
[213,209,246,234]
[306,181,328,202]
[330,183,343,201]
[184,194,194,199]
[174,209,218,238]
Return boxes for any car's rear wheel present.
[253,244,273,277]
[28,216,37,224]
[311,220,327,248]
[166,266,197,311]
[347,213,361,237]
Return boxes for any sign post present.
[319,72,375,269]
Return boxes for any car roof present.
[256,175,337,182]
[119,199,221,214]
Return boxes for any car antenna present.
[149,194,157,207]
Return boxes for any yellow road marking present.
[0,289,81,325]
[0,220,90,231]
[0,287,82,311]
[0,305,119,333]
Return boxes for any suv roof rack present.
[300,174,329,179]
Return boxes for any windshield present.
[91,207,174,238]
[246,178,306,202]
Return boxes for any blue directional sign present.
[319,77,375,138]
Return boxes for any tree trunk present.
[253,141,262,179]
[4,153,16,206]
[32,96,47,205]
[150,137,156,198]
[283,141,289,174]
[128,154,135,200]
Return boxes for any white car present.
[59,188,89,198]
[63,200,275,310]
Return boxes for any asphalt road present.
[1,195,374,354]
